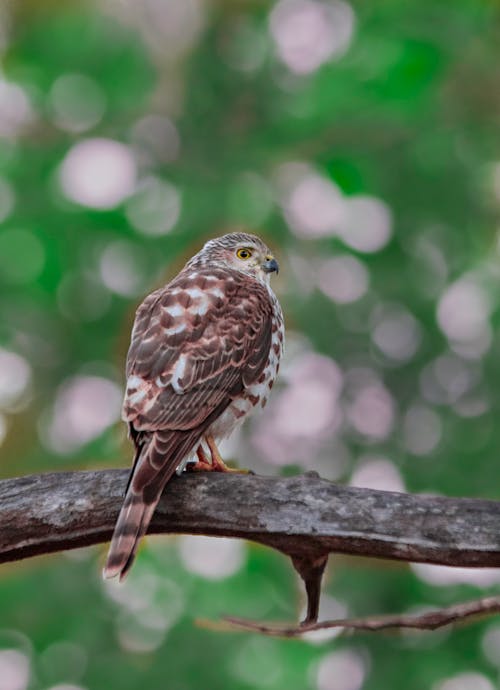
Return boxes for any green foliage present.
[1,1,500,688]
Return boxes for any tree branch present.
[211,595,500,636]
[2,469,500,629]
[2,469,500,567]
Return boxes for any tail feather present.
[103,428,202,580]
[103,492,157,580]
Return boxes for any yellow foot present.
[206,435,250,474]
[187,446,214,472]
[187,461,213,472]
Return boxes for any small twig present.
[208,595,500,637]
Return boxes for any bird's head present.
[192,232,279,284]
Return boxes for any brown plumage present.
[103,232,284,580]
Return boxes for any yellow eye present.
[236,247,252,260]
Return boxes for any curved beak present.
[262,256,279,275]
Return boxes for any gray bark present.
[1,469,499,567]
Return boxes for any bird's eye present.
[236,248,252,260]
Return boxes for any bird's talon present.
[203,434,249,473]
[187,460,213,472]
[214,463,249,474]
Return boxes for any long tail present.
[103,429,200,581]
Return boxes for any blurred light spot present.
[227,172,274,226]
[274,353,343,437]
[350,457,404,492]
[419,354,478,406]
[287,348,343,390]
[252,351,343,466]
[131,115,180,165]
[116,610,169,654]
[412,563,500,588]
[43,376,122,454]
[336,294,377,334]
[105,567,185,649]
[269,0,355,75]
[316,648,366,690]
[59,138,136,209]
[58,272,111,322]
[492,163,500,203]
[0,349,31,411]
[403,404,441,455]
[301,595,348,643]
[482,624,500,668]
[125,177,181,236]
[434,672,495,690]
[454,395,489,418]
[223,17,268,73]
[343,365,378,388]
[288,252,316,296]
[277,164,344,238]
[231,636,284,687]
[40,641,87,688]
[435,354,476,398]
[178,536,245,579]
[371,305,421,363]
[0,177,15,223]
[49,74,106,133]
[410,235,448,298]
[0,649,30,690]
[46,685,88,690]
[104,570,160,613]
[346,383,394,440]
[274,380,340,437]
[437,277,491,347]
[451,331,492,359]
[99,240,146,297]
[0,413,7,445]
[318,255,369,304]
[0,79,34,138]
[129,0,206,61]
[0,229,45,284]
[338,195,392,253]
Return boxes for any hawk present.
[103,232,284,580]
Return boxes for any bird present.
[103,232,284,580]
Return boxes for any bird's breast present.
[208,306,284,441]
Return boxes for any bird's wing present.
[122,268,274,432]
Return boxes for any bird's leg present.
[186,445,213,472]
[206,435,250,474]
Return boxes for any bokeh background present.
[1,0,500,688]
